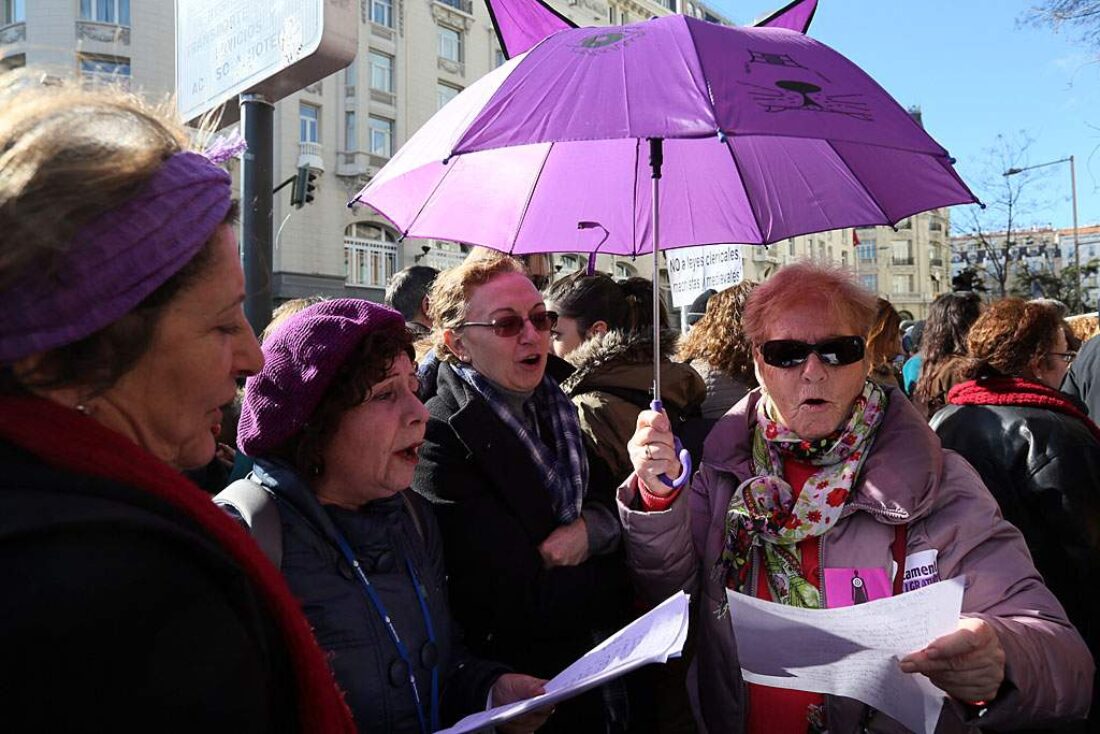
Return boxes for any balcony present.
[297,141,325,172]
[437,56,465,76]
[929,257,944,267]
[0,21,25,46]
[891,257,915,266]
[435,0,474,13]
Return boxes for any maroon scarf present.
[947,376,1100,444]
[0,396,355,732]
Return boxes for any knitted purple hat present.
[237,298,406,457]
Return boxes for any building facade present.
[950,223,1100,307]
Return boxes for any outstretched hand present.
[899,617,1005,704]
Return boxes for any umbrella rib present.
[632,139,640,258]
[403,156,463,239]
[824,140,891,224]
[508,142,554,254]
[723,137,766,244]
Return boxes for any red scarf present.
[947,376,1100,444]
[0,396,355,732]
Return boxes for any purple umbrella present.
[352,15,978,485]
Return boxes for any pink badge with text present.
[824,567,892,608]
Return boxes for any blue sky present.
[711,0,1100,233]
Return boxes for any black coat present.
[930,402,1100,725]
[0,440,298,732]
[413,361,633,729]
[242,460,507,732]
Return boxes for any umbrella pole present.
[648,138,690,490]
[649,138,663,406]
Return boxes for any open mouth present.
[801,398,828,407]
[395,442,422,462]
[519,354,542,366]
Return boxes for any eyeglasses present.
[457,311,558,338]
[1048,351,1077,364]
[759,336,866,369]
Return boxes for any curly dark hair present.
[677,281,758,386]
[273,323,415,477]
[914,292,982,406]
[957,299,1064,381]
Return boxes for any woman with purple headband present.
[0,77,355,730]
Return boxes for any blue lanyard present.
[332,531,440,734]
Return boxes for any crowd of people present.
[1,79,1097,733]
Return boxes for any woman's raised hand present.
[628,409,682,498]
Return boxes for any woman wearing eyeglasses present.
[415,252,633,733]
[619,263,1092,733]
[930,298,1100,729]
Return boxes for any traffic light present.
[290,165,318,208]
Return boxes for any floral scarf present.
[719,380,888,608]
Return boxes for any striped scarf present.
[452,363,588,525]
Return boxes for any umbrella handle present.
[650,399,691,489]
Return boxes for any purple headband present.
[0,149,237,363]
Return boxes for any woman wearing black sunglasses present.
[414,252,633,733]
[617,262,1092,733]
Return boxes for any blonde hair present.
[866,298,902,370]
[0,71,191,291]
[427,250,526,363]
[742,261,877,346]
[1065,313,1099,343]
[678,281,758,384]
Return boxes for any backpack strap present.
[215,476,283,570]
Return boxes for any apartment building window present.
[80,0,130,25]
[788,239,795,256]
[608,5,617,23]
[344,112,357,152]
[438,25,463,63]
[369,51,393,93]
[860,274,878,292]
[344,63,357,96]
[437,82,461,110]
[372,0,393,27]
[369,116,394,157]
[856,243,877,261]
[345,223,398,288]
[892,274,913,294]
[891,239,912,265]
[494,48,507,68]
[79,55,131,89]
[299,103,320,143]
[2,0,25,25]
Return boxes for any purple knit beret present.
[237,298,406,457]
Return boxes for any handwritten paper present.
[726,577,965,734]
[435,591,690,734]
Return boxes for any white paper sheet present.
[726,576,965,734]
[435,591,690,734]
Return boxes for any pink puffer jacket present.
[618,386,1093,733]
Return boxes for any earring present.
[75,404,89,415]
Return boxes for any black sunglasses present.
[458,311,558,338]
[760,336,866,368]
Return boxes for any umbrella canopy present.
[486,0,818,60]
[352,15,977,256]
